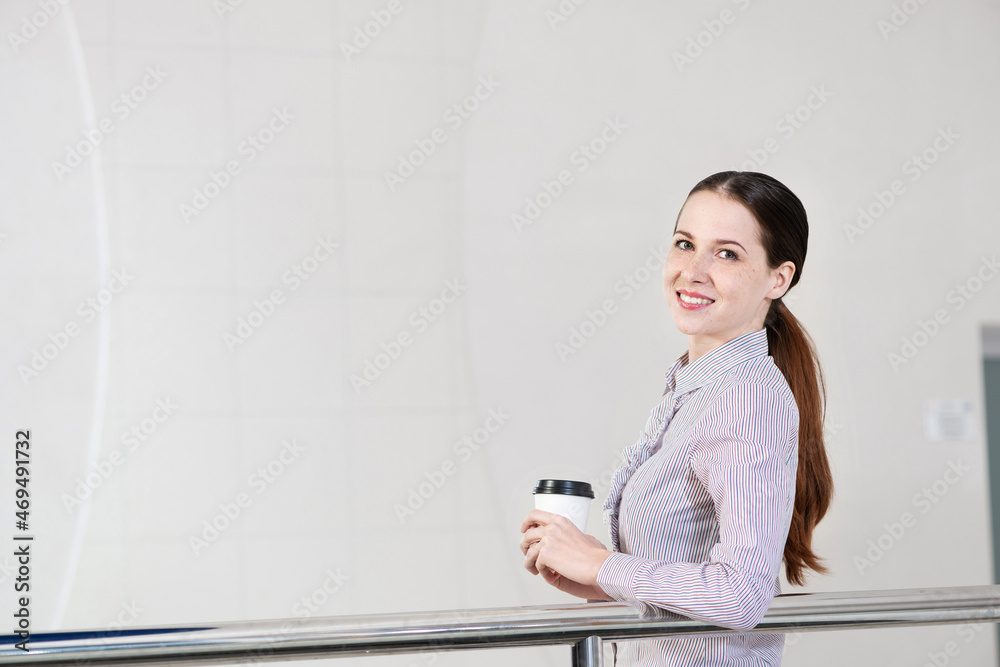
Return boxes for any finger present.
[523,541,541,575]
[533,545,551,576]
[519,532,540,555]
[520,525,544,550]
[519,509,559,533]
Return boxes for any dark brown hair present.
[683,171,833,586]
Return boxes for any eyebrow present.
[673,229,747,254]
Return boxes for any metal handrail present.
[3,585,999,667]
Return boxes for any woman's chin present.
[669,314,709,336]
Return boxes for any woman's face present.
[663,189,795,353]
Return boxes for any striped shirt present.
[597,327,799,666]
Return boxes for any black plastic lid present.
[532,479,595,498]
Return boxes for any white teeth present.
[679,292,713,305]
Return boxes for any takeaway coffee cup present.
[532,479,595,533]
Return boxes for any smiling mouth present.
[677,291,714,306]
[677,292,715,310]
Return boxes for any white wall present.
[2,1,999,665]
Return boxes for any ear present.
[769,261,796,299]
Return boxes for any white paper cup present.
[533,479,595,533]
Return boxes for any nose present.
[679,248,711,283]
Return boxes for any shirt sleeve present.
[595,381,798,632]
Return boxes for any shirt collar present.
[664,328,770,398]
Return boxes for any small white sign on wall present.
[923,399,976,441]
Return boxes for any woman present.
[519,171,833,665]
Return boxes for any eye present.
[719,248,739,260]
[674,239,692,250]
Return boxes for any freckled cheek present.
[720,269,759,303]
[662,257,681,288]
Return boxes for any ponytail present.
[765,298,833,585]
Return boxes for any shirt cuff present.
[595,551,646,603]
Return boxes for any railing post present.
[571,634,603,667]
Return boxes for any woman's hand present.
[519,509,613,598]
